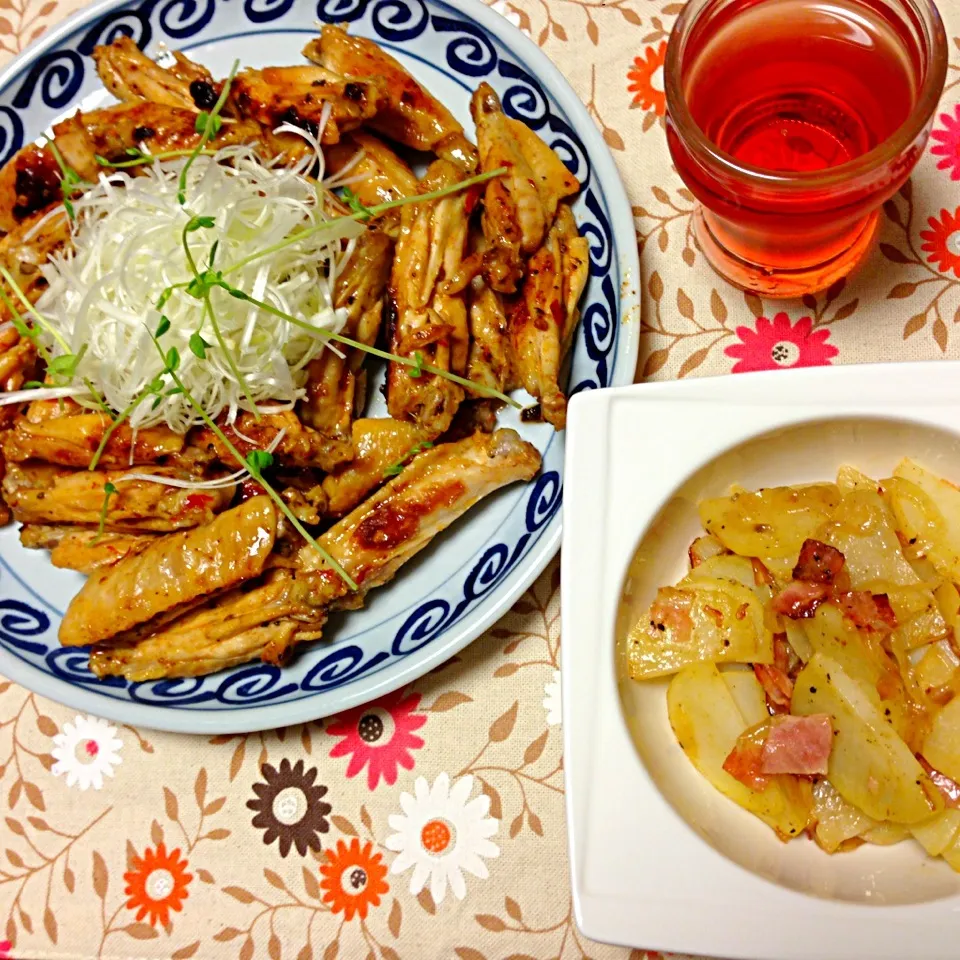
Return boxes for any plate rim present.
[0,0,641,733]
[561,362,960,958]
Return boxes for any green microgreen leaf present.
[93,481,118,543]
[409,351,425,378]
[155,315,171,338]
[245,449,274,475]
[186,215,216,232]
[47,353,78,379]
[383,441,434,478]
[189,331,212,359]
[165,347,180,373]
[341,186,373,221]
[22,380,43,389]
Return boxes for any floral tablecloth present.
[0,0,959,957]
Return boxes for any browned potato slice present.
[626,576,772,680]
[699,483,840,561]
[793,654,941,824]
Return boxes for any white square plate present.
[560,361,960,960]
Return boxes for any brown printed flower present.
[247,758,331,856]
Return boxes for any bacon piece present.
[754,663,794,711]
[760,714,833,775]
[722,735,770,792]
[648,590,694,644]
[792,538,845,585]
[773,632,792,672]
[752,557,776,587]
[919,756,960,808]
[835,591,897,632]
[772,581,831,619]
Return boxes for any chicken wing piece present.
[93,37,211,111]
[299,229,392,465]
[229,65,386,145]
[508,204,587,430]
[2,462,231,530]
[470,83,580,293]
[89,569,328,680]
[59,496,277,648]
[556,204,591,357]
[0,144,62,234]
[301,427,541,596]
[89,428,540,679]
[467,273,511,395]
[386,160,473,436]
[322,417,428,517]
[0,324,35,396]
[324,131,417,236]
[2,411,183,468]
[191,409,346,473]
[51,101,273,182]
[20,524,159,574]
[0,208,73,405]
[304,27,477,169]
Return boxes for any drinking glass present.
[664,0,948,297]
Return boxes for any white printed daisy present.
[51,715,123,790]
[489,0,528,34]
[543,668,562,726]
[385,773,499,903]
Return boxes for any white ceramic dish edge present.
[561,360,960,960]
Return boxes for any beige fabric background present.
[0,0,959,957]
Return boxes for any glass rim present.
[664,0,949,190]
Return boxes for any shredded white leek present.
[118,428,287,491]
[0,385,87,406]
[34,137,365,432]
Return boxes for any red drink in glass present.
[665,0,948,296]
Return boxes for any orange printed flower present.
[627,42,667,116]
[123,843,192,927]
[319,837,389,921]
[920,206,960,279]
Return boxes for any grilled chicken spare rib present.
[85,429,540,681]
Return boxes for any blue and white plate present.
[0,0,640,733]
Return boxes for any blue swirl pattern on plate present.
[0,0,625,723]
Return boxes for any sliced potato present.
[688,534,728,569]
[783,618,813,663]
[792,654,941,823]
[862,822,911,845]
[935,581,960,639]
[721,667,770,725]
[837,465,877,494]
[914,639,960,694]
[911,808,960,857]
[816,488,919,589]
[668,662,812,839]
[802,604,912,740]
[812,779,878,853]
[699,483,840,561]
[889,460,960,581]
[627,578,772,680]
[886,585,949,652]
[922,697,960,783]
[685,554,777,626]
